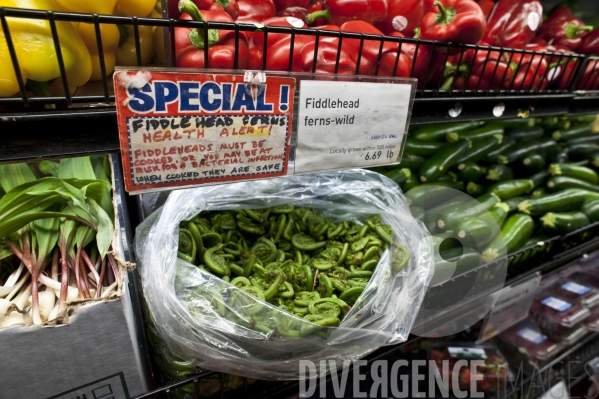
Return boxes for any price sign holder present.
[477,273,542,343]
[294,78,416,174]
[114,68,416,194]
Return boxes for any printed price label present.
[561,281,590,296]
[517,328,546,344]
[541,296,573,312]
[447,347,487,360]
[477,273,541,343]
[113,70,294,193]
[294,80,414,173]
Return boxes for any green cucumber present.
[552,124,592,141]
[541,117,573,132]
[500,118,536,129]
[523,237,546,247]
[405,181,464,209]
[456,215,498,248]
[565,134,599,146]
[489,203,510,226]
[383,168,411,185]
[522,152,546,172]
[399,153,426,170]
[548,163,599,185]
[482,214,534,262]
[412,121,484,141]
[457,162,485,183]
[517,189,586,215]
[569,189,599,204]
[540,211,590,234]
[487,179,535,200]
[436,193,501,230]
[405,138,447,156]
[431,245,482,284]
[436,172,459,182]
[466,182,486,197]
[400,174,419,191]
[450,247,483,275]
[530,187,546,199]
[547,176,599,193]
[426,195,470,218]
[486,136,516,164]
[565,143,599,161]
[566,115,597,124]
[547,148,568,164]
[582,199,599,222]
[498,138,557,165]
[530,170,550,187]
[456,135,504,164]
[419,139,470,183]
[410,206,426,221]
[447,124,504,143]
[507,126,544,142]
[486,164,514,182]
[505,196,526,213]
[593,155,599,169]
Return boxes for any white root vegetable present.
[0,298,16,325]
[4,263,24,288]
[48,304,59,322]
[1,312,24,328]
[6,271,30,302]
[38,290,56,322]
[101,281,118,298]
[0,285,15,298]
[66,287,80,304]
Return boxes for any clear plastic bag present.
[135,170,433,380]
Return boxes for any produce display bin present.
[0,155,148,399]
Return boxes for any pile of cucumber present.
[371,115,599,267]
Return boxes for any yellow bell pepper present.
[113,5,154,66]
[75,22,120,81]
[115,24,154,66]
[150,0,165,66]
[117,0,156,17]
[0,0,92,97]
[54,0,117,15]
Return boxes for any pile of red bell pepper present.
[173,0,597,92]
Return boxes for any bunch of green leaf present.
[0,156,120,328]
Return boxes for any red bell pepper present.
[537,7,593,51]
[247,34,313,70]
[195,0,239,19]
[577,60,599,90]
[176,0,249,69]
[382,0,423,37]
[477,0,495,17]
[507,45,549,91]
[483,0,543,49]
[277,6,330,25]
[441,42,514,90]
[383,32,440,86]
[251,16,308,51]
[168,0,239,20]
[236,0,276,24]
[272,0,309,12]
[298,41,356,74]
[423,0,435,12]
[324,0,388,28]
[420,0,486,48]
[337,20,397,75]
[578,28,599,55]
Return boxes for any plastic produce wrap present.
[135,170,433,380]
